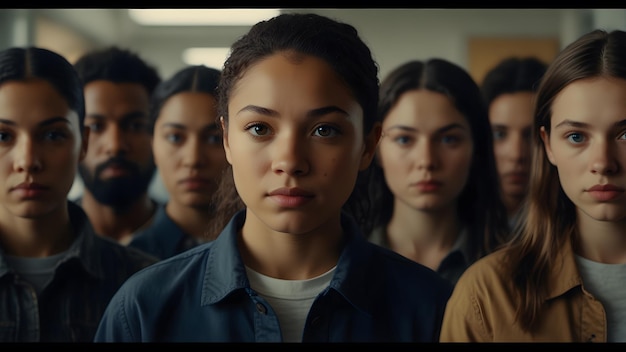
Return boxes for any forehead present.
[229,52,358,115]
[551,77,626,127]
[84,80,150,111]
[157,92,218,125]
[384,89,468,129]
[0,79,77,127]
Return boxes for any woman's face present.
[222,52,379,235]
[489,91,534,214]
[152,91,227,207]
[542,76,626,223]
[0,79,86,218]
[378,89,474,213]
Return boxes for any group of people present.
[0,12,624,343]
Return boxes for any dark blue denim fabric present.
[128,203,200,260]
[0,201,158,342]
[95,209,453,342]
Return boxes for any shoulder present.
[93,234,159,270]
[114,242,214,294]
[447,248,516,309]
[363,241,454,296]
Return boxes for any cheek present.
[152,142,172,168]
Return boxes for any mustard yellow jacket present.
[440,239,607,342]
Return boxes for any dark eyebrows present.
[554,119,626,129]
[235,105,349,119]
[306,106,349,118]
[236,105,276,117]
[86,111,147,121]
[0,116,70,127]
[160,122,220,132]
[553,119,588,129]
[384,122,467,134]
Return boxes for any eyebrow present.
[161,122,220,131]
[554,119,626,129]
[236,105,349,119]
[0,116,71,127]
[86,111,147,121]
[385,122,467,134]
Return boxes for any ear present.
[540,126,556,166]
[220,116,233,165]
[79,126,90,162]
[359,122,382,171]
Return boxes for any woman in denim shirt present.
[0,46,158,342]
[94,12,453,342]
[129,65,228,259]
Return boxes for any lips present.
[586,184,624,202]
[587,184,624,192]
[11,182,49,198]
[268,187,314,208]
[178,177,212,191]
[268,187,314,197]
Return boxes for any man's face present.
[79,80,155,208]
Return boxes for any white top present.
[245,265,336,342]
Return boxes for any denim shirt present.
[128,203,201,260]
[95,209,453,342]
[0,201,159,342]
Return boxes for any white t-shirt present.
[245,265,335,342]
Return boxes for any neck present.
[0,203,74,257]
[166,201,213,241]
[81,191,156,243]
[238,208,343,280]
[575,210,626,264]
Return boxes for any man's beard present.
[79,156,156,211]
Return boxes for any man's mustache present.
[95,157,140,178]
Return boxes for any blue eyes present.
[566,133,584,144]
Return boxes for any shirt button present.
[256,302,267,314]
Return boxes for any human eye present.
[0,130,14,143]
[86,121,104,133]
[313,124,340,138]
[565,132,585,144]
[393,134,413,146]
[205,133,223,145]
[441,134,460,145]
[43,129,70,142]
[126,119,150,133]
[164,132,183,145]
[618,130,626,140]
[493,129,506,141]
[244,122,271,137]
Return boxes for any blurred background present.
[1,8,624,202]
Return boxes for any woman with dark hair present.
[481,57,548,229]
[441,29,626,342]
[0,47,157,342]
[128,65,228,259]
[369,59,509,285]
[94,12,452,342]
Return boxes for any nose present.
[507,132,530,163]
[590,138,619,175]
[101,124,129,156]
[271,131,309,176]
[182,136,206,168]
[415,138,437,171]
[13,136,42,173]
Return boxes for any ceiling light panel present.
[128,9,281,26]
